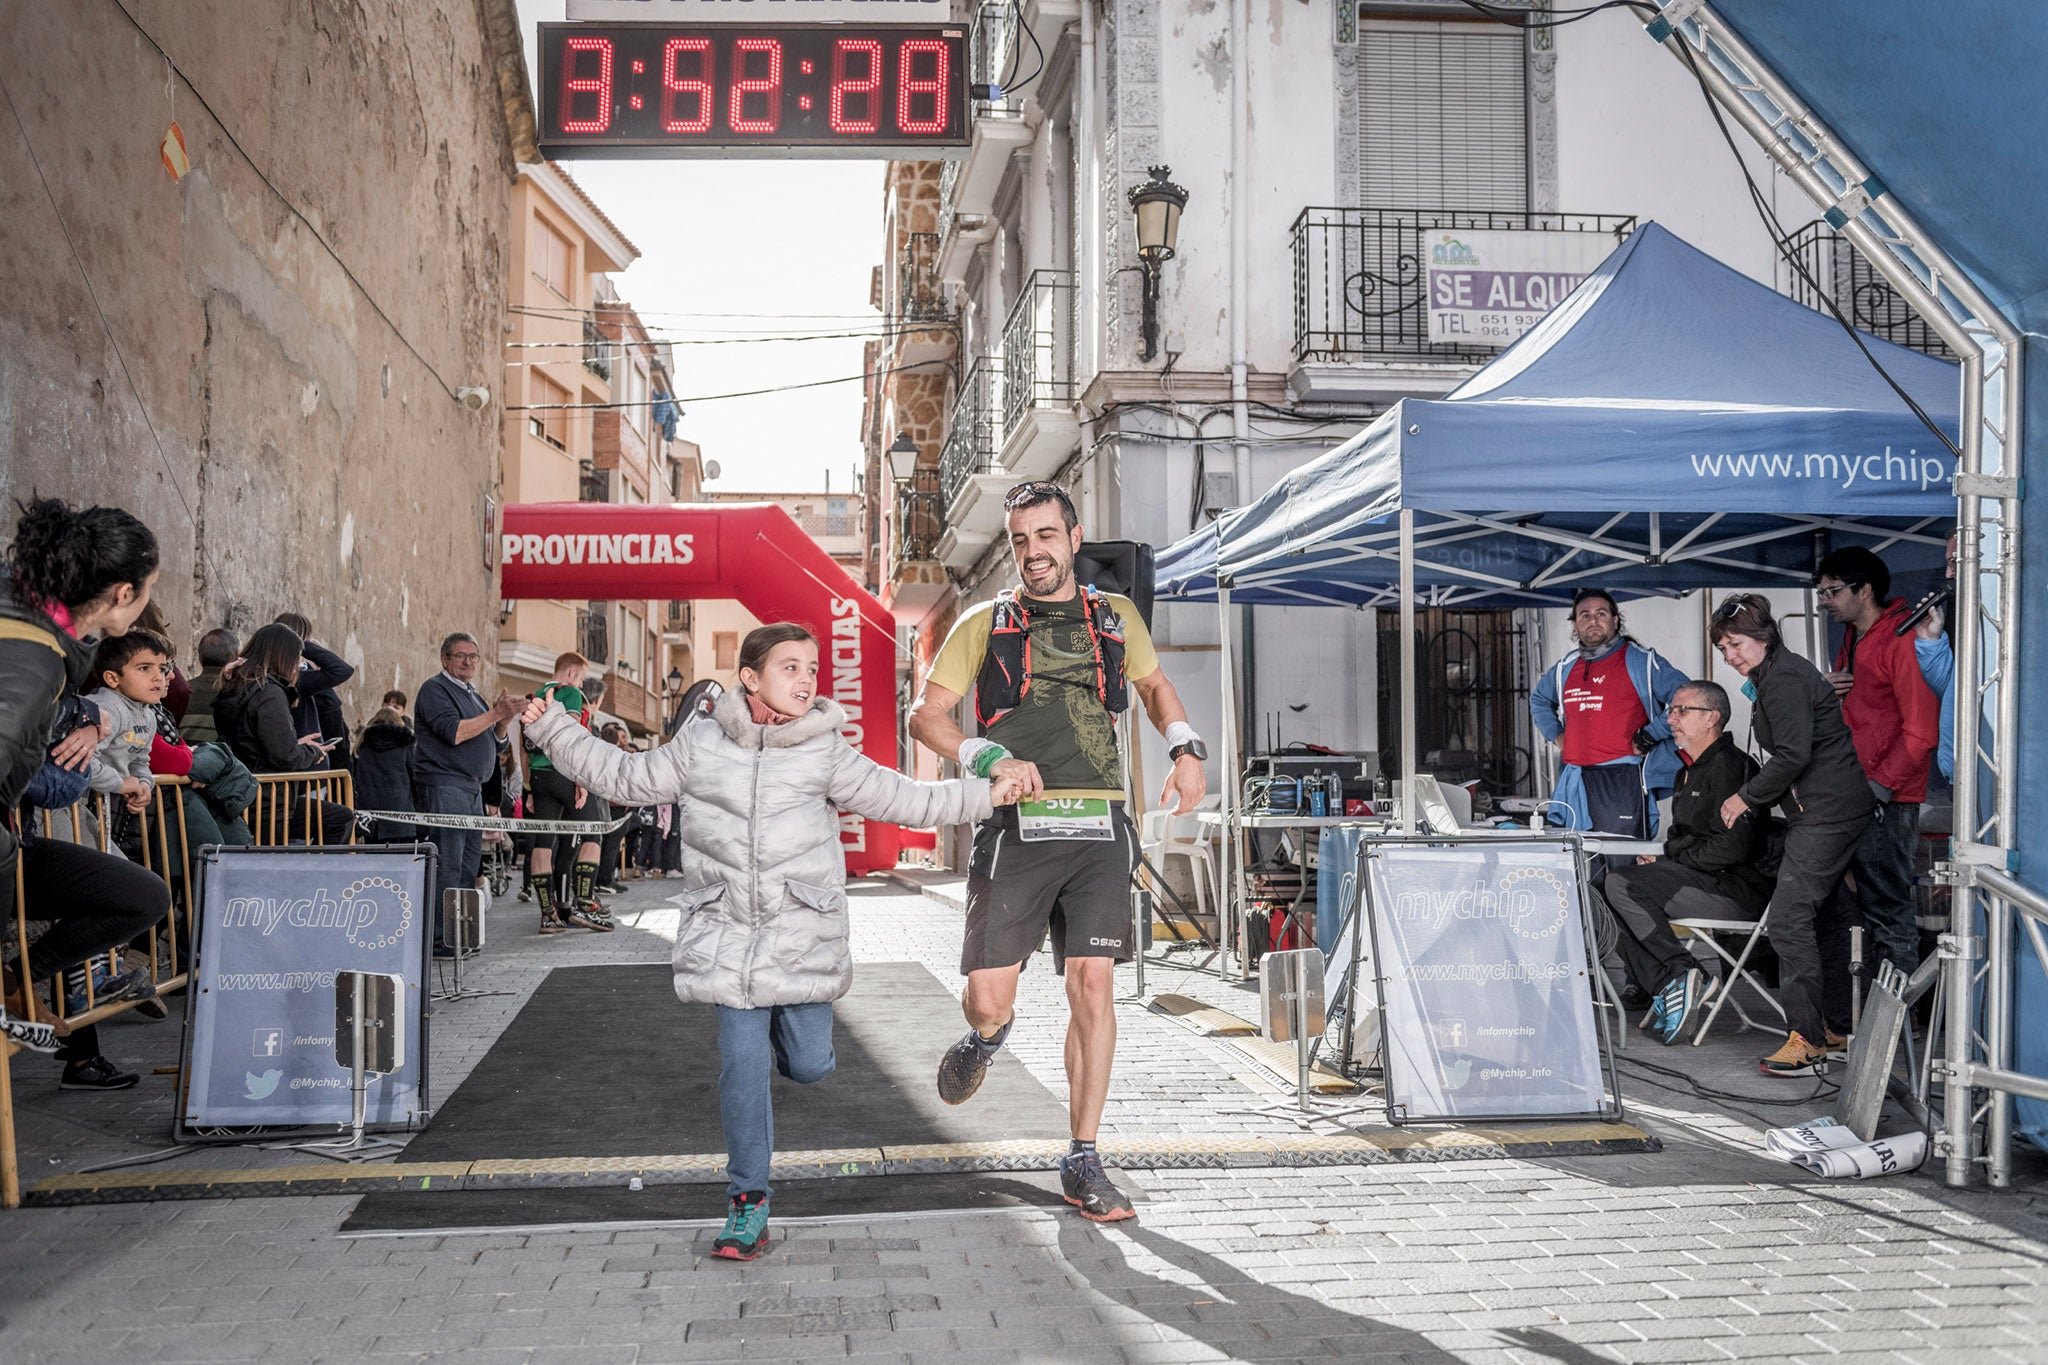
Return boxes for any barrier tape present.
[351,808,638,836]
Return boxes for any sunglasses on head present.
[1004,480,1075,512]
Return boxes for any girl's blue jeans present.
[716,1001,836,1199]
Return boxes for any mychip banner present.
[1363,839,1612,1122]
[180,846,433,1134]
[1424,229,1617,347]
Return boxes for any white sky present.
[515,1,883,495]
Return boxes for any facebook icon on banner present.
[253,1028,283,1058]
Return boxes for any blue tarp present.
[1157,223,1958,607]
[1711,0,2048,1164]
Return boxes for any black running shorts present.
[530,767,607,825]
[962,803,1139,976]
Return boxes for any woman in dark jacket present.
[0,498,171,1086]
[215,623,356,843]
[353,706,419,841]
[1710,593,1877,1078]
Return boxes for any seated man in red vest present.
[908,481,1206,1223]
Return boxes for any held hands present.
[988,756,1044,802]
[1719,793,1750,830]
[1160,754,1207,816]
[120,776,150,813]
[988,774,1025,806]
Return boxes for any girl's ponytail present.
[8,496,159,612]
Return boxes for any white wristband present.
[958,737,998,772]
[1165,721,1201,751]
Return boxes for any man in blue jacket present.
[1530,588,1689,846]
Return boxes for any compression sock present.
[573,859,598,904]
[974,1017,1013,1053]
[529,874,555,919]
[1067,1139,1097,1159]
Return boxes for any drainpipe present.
[1228,0,1250,503]
[1078,0,1099,385]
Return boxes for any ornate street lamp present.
[1127,165,1189,364]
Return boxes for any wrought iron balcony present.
[582,319,611,381]
[941,357,1004,510]
[1779,221,1956,360]
[577,604,610,665]
[896,231,949,324]
[1290,208,1635,363]
[1002,271,1076,433]
[896,468,943,563]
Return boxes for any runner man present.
[907,481,1207,1222]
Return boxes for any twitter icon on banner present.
[244,1069,282,1100]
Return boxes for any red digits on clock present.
[662,37,713,134]
[729,38,783,134]
[896,39,947,135]
[830,39,882,135]
[560,36,613,134]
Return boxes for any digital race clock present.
[537,22,970,158]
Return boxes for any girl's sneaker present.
[713,1194,771,1260]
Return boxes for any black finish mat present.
[399,961,1067,1161]
[343,1170,1074,1233]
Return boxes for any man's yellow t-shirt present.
[925,591,1159,802]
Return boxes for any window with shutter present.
[1358,16,1528,213]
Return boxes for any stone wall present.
[0,0,532,713]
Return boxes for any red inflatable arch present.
[499,502,906,875]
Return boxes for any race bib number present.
[1017,798,1115,842]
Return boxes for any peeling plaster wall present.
[0,1,517,718]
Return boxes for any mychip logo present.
[219,877,414,949]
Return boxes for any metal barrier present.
[249,771,356,847]
[3,780,204,1207]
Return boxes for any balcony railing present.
[897,231,949,323]
[896,468,943,563]
[1291,208,1636,363]
[577,603,609,665]
[1779,221,1957,360]
[579,461,608,502]
[1002,271,1076,433]
[583,319,611,381]
[942,357,1004,509]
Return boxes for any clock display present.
[538,23,969,158]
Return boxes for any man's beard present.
[1020,552,1072,596]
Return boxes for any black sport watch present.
[1168,738,1208,764]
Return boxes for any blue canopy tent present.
[1157,223,1959,609]
[1155,220,1960,1009]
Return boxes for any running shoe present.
[1824,1029,1850,1054]
[538,915,569,936]
[712,1194,771,1260]
[1,1014,62,1054]
[1059,1151,1136,1222]
[564,902,615,933]
[63,964,159,1013]
[1759,1031,1830,1077]
[1654,967,1708,1045]
[936,1017,1012,1105]
[60,1055,140,1090]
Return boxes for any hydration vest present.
[973,586,1129,731]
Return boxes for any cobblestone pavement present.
[1,874,2044,1363]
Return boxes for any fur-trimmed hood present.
[711,690,848,749]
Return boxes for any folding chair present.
[1670,908,1784,1043]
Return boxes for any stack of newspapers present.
[1762,1116,1927,1178]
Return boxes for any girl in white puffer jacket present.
[521,623,1017,1261]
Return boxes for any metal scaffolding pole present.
[1650,0,2026,1186]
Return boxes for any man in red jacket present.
[1816,547,1941,976]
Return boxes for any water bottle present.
[1327,772,1343,814]
[1307,771,1327,817]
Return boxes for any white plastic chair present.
[1161,811,1222,925]
[1670,908,1784,1043]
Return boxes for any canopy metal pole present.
[1218,583,1249,978]
[1399,510,1418,834]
